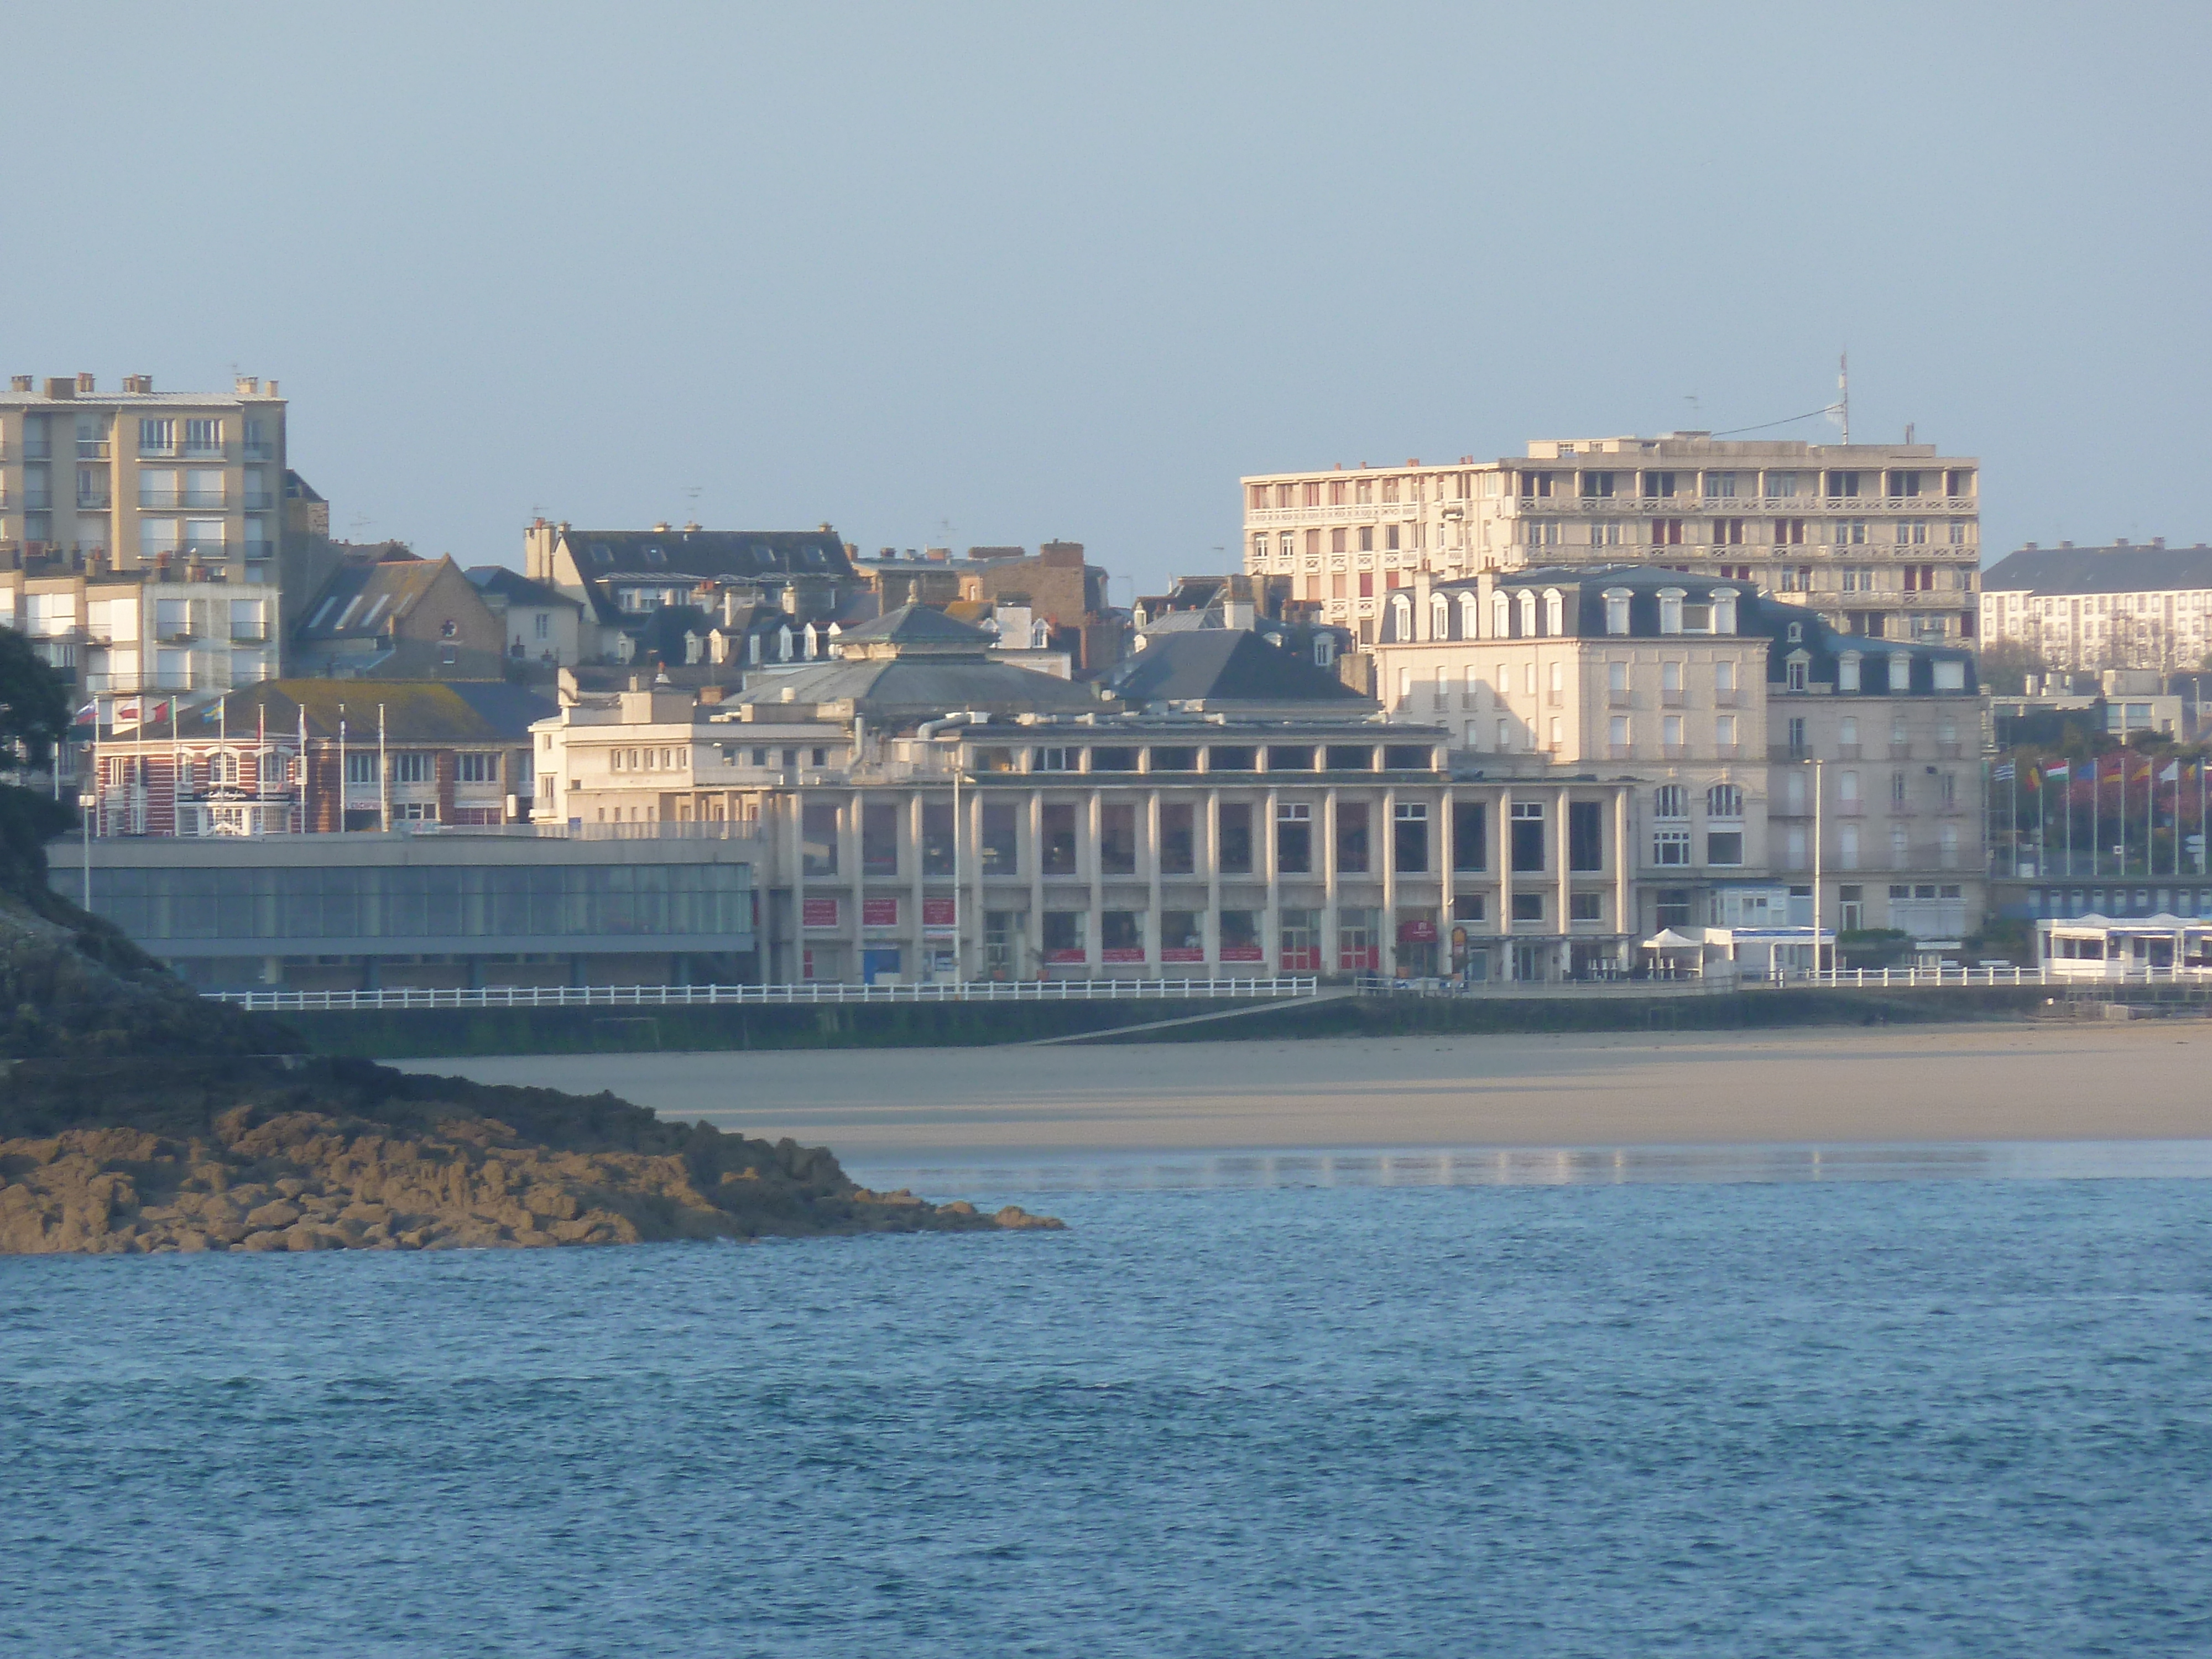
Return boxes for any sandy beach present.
[397,1022,2212,1158]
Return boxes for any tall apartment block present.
[1,372,287,578]
[1241,434,1979,646]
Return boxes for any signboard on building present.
[922,896,957,931]
[1101,947,1146,963]
[1160,946,1205,963]
[863,897,899,928]
[1399,919,1438,943]
[1220,945,1265,962]
[802,897,840,930]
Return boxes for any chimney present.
[2116,537,2130,546]
[1413,567,1434,638]
[75,372,95,394]
[8,375,28,393]
[43,377,75,399]
[235,376,260,395]
[2153,536,2166,547]
[122,374,152,394]
[266,379,278,395]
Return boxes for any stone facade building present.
[1978,540,2212,675]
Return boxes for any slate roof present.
[838,603,993,646]
[169,680,553,743]
[1981,544,2212,594]
[1098,630,1371,707]
[298,556,452,642]
[730,657,1098,721]
[467,566,582,610]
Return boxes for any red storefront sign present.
[862,896,899,928]
[1160,947,1206,963]
[921,896,957,930]
[1101,947,1146,963]
[802,898,840,930]
[1398,919,1438,943]
[1045,948,1088,963]
[1220,945,1265,962]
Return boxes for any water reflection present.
[849,1140,2212,1196]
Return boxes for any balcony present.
[1662,743,1687,760]
[1608,743,1634,761]
[76,490,111,510]
[1714,743,1739,760]
[1837,743,1861,760]
[242,491,275,510]
[230,624,269,643]
[243,441,276,461]
[22,491,52,510]
[181,443,226,461]
[1606,687,1630,707]
[137,488,228,510]
[1661,687,1685,707]
[1714,688,1738,708]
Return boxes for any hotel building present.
[1978,540,2212,675]
[1241,434,1979,646]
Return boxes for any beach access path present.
[395,1024,2212,1159]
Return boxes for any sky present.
[3,2,2206,597]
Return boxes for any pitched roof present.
[467,565,582,610]
[1981,544,2212,594]
[298,555,455,641]
[731,657,1098,720]
[565,529,852,583]
[1100,630,1370,707]
[838,603,993,646]
[171,680,553,743]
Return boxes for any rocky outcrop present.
[0,1102,1058,1255]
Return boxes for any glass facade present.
[82,863,752,944]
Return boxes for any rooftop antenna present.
[1837,351,1850,444]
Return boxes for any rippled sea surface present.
[4,1147,2210,1657]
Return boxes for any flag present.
[2045,760,2071,780]
[73,701,97,726]
[111,698,143,729]
[2161,762,2181,782]
[1993,761,2015,781]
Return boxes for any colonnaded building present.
[1240,433,1980,648]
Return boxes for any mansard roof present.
[1981,543,2212,595]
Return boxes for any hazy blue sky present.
[5,2,2205,593]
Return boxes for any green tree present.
[0,627,71,777]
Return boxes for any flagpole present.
[2090,752,2099,881]
[378,703,389,832]
[338,707,347,835]
[2011,755,2020,878]
[299,702,310,834]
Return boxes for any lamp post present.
[76,792,96,912]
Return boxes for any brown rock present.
[244,1201,302,1230]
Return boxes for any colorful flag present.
[110,698,143,729]
[2045,760,2071,780]
[2161,761,2181,782]
[1993,761,2015,781]
[72,701,98,726]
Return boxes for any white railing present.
[1753,964,2212,989]
[206,975,1319,1013]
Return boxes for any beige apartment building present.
[0,566,280,700]
[1,372,287,577]
[1978,541,2212,675]
[1241,433,1979,647]
[1370,566,1989,943]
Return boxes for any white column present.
[1087,788,1103,977]
[1498,784,1515,980]
[1557,784,1573,978]
[1321,784,1339,982]
[1146,787,1162,974]
[909,790,926,979]
[1381,785,1399,977]
[1614,785,1632,968]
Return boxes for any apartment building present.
[1,372,286,577]
[523,521,858,664]
[0,568,280,700]
[1979,540,2212,675]
[1370,565,1986,942]
[1241,433,1979,646]
[530,606,1641,985]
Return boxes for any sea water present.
[2,1148,2209,1657]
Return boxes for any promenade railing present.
[206,977,1319,1013]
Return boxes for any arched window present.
[1516,590,1537,638]
[1658,588,1686,634]
[1654,784,1686,820]
[1491,591,1511,639]
[1543,588,1565,635]
[1430,593,1451,640]
[1708,588,1738,634]
[1603,588,1632,635]
[1707,783,1744,820]
[1390,592,1413,640]
[1458,593,1480,639]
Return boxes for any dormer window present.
[1390,592,1413,640]
[1786,622,1803,643]
[1603,588,1632,635]
[1838,651,1861,691]
[643,547,666,566]
[1314,635,1334,667]
[1542,588,1565,635]
[1516,590,1537,637]
[1933,659,1966,692]
[1459,593,1480,638]
[1491,591,1511,639]
[1708,587,1738,634]
[1786,651,1809,692]
[1429,593,1449,639]
[1888,652,1912,692]
[1657,588,1686,634]
[588,543,613,565]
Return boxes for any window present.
[1654,784,1686,820]
[802,804,840,876]
[1786,657,1808,692]
[1607,660,1629,696]
[1891,825,1910,869]
[1543,589,1564,634]
[1510,801,1546,872]
[1568,802,1603,872]
[392,752,432,784]
[1609,715,1630,750]
[1787,717,1808,757]
[1656,889,1692,928]
[1334,802,1369,873]
[1510,893,1545,923]
[1715,659,1736,696]
[1892,770,1909,806]
[1662,714,1683,752]
[1100,804,1137,875]
[1838,652,1861,692]
[1840,823,1861,869]
[1570,892,1603,922]
[919,803,955,875]
[1041,804,1078,875]
[1218,803,1254,874]
[1715,714,1736,751]
[1277,802,1313,874]
[1452,801,1487,872]
[1393,802,1430,873]
[1933,659,1966,692]
[1220,909,1262,961]
[1707,830,1744,867]
[862,802,899,876]
[184,418,222,455]
[1888,654,1912,692]
[1658,589,1684,633]
[981,803,1019,875]
[1033,746,1072,772]
[1707,784,1743,820]
[1042,911,1087,962]
[1159,803,1196,874]
[456,753,497,784]
[1100,910,1144,959]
